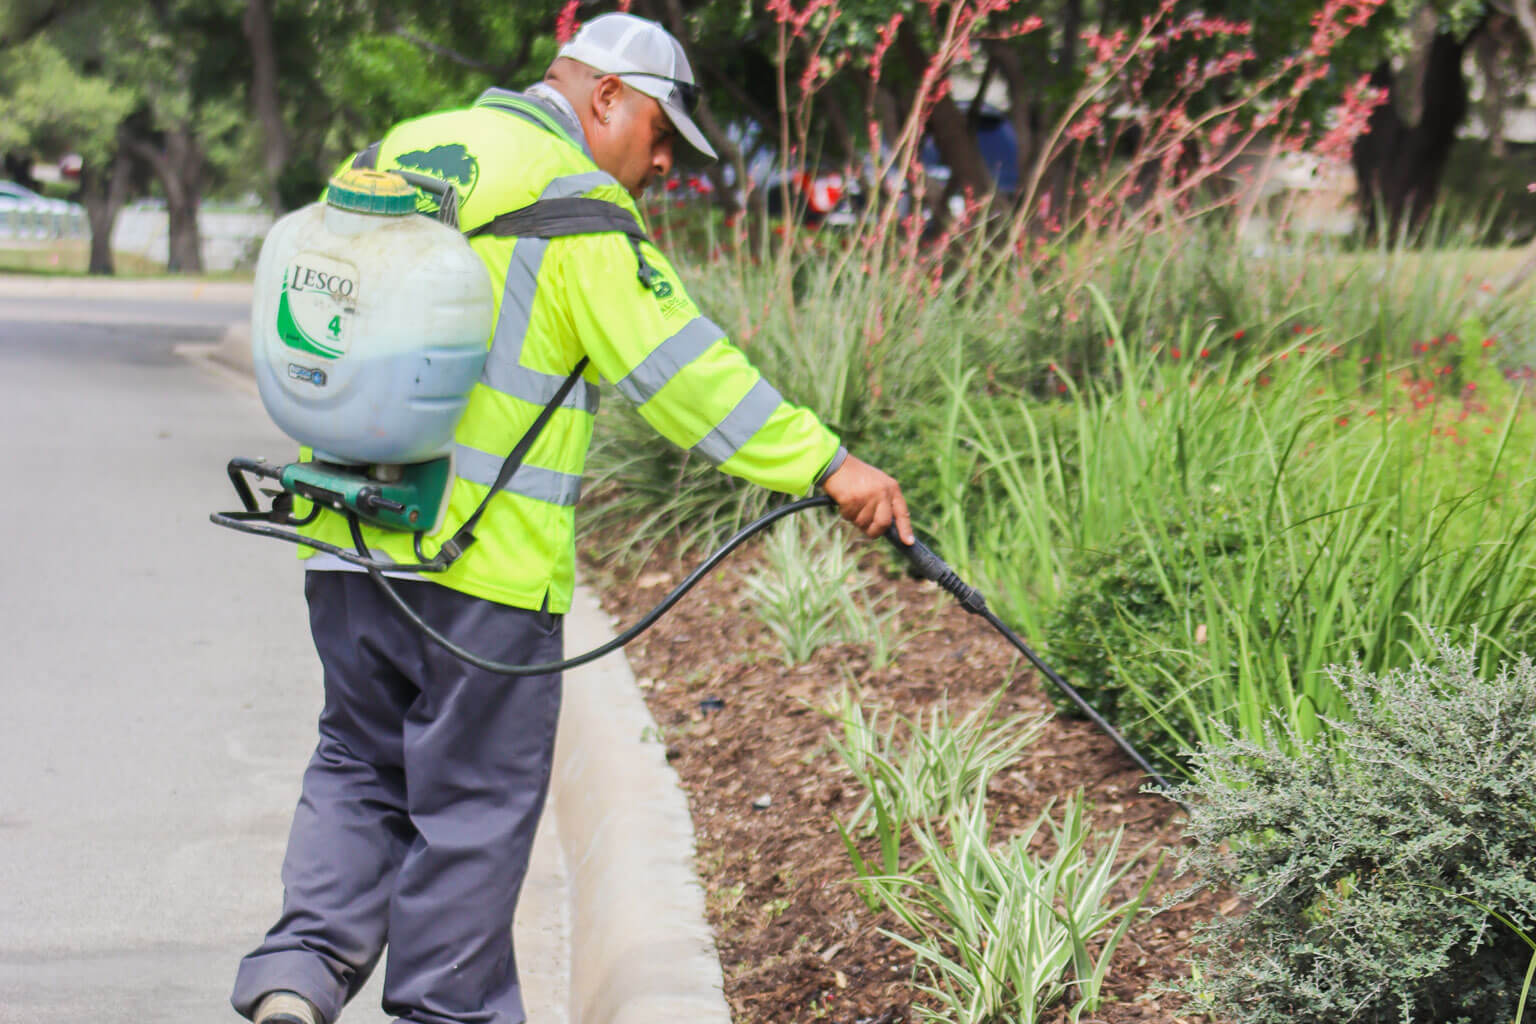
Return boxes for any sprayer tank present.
[249,171,495,465]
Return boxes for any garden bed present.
[587,539,1230,1023]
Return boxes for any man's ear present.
[591,75,625,122]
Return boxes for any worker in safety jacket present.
[232,14,912,1024]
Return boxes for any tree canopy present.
[1,0,1529,272]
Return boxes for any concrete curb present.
[0,274,253,303]
[559,590,733,1024]
[204,320,732,1024]
[211,322,254,377]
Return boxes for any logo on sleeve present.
[646,268,689,318]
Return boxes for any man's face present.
[590,81,677,198]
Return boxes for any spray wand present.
[881,522,1180,799]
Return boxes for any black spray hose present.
[352,494,1182,802]
[349,496,832,677]
[883,525,1181,801]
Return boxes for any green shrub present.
[1042,494,1262,771]
[1177,639,1536,1024]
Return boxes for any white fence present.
[0,200,88,240]
[110,207,273,273]
[0,201,273,273]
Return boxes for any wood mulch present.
[586,534,1230,1024]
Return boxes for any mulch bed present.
[587,536,1231,1024]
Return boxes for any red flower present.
[1233,329,1246,340]
[1171,348,1182,359]
[1200,348,1211,358]
[555,0,581,44]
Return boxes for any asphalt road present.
[0,290,568,1023]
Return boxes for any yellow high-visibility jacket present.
[298,88,843,613]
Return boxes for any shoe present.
[254,990,323,1024]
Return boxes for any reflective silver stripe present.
[615,317,726,406]
[482,235,599,411]
[454,444,584,506]
[477,169,625,412]
[539,170,623,201]
[692,378,783,465]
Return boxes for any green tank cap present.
[326,169,417,215]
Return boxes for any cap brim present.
[660,97,717,161]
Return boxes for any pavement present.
[0,275,730,1024]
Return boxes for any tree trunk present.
[79,150,133,276]
[166,190,203,273]
[126,125,205,274]
[984,41,1039,197]
[1510,0,1536,54]
[897,18,993,208]
[1351,29,1473,238]
[244,0,290,212]
[1472,14,1517,157]
[656,0,742,215]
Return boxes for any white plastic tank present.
[250,169,495,465]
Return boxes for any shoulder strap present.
[467,197,657,288]
[436,354,590,564]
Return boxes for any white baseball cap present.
[558,13,718,161]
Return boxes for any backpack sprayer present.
[211,169,1178,801]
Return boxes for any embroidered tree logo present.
[395,144,480,213]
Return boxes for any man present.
[233,13,911,1024]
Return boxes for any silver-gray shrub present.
[1176,638,1536,1023]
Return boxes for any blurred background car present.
[660,105,1021,230]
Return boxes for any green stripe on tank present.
[276,285,342,360]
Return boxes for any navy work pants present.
[232,571,563,1024]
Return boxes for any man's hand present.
[821,454,914,545]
